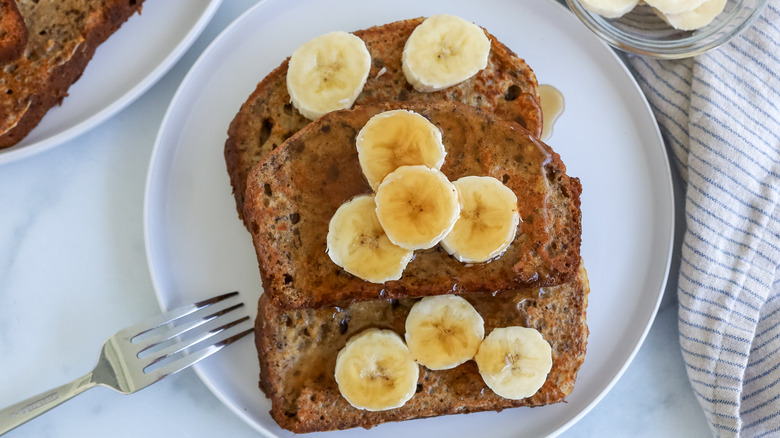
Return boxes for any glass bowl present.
[564,0,769,58]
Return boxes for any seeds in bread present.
[224,17,542,225]
[255,262,589,433]
[243,101,581,310]
[0,0,145,148]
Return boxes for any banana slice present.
[474,327,552,400]
[357,110,446,190]
[405,295,485,370]
[335,328,420,411]
[327,195,414,283]
[441,176,520,263]
[657,0,726,30]
[375,165,460,250]
[286,31,371,120]
[578,0,639,18]
[645,0,708,15]
[402,14,491,92]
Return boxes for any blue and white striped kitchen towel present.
[626,1,780,436]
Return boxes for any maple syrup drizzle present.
[539,84,564,141]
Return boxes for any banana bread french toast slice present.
[225,17,542,226]
[255,262,589,433]
[243,101,581,310]
[0,0,145,148]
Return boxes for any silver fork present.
[0,291,253,436]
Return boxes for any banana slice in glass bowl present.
[566,0,768,58]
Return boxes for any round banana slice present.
[375,165,460,250]
[405,295,485,370]
[441,176,520,263]
[577,0,639,18]
[402,14,491,92]
[657,0,726,30]
[335,328,420,411]
[357,110,446,190]
[645,0,708,15]
[286,31,371,120]
[474,327,552,400]
[327,195,414,283]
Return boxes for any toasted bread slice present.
[225,17,542,224]
[0,0,145,148]
[243,101,581,310]
[255,261,589,433]
[0,0,28,64]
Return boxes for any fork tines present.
[121,292,253,379]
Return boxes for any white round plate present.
[0,0,222,165]
[144,0,674,436]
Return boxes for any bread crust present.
[225,17,542,225]
[243,101,581,310]
[0,0,145,148]
[256,262,589,433]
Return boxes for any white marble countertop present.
[0,1,714,437]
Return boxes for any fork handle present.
[0,372,96,435]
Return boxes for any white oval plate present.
[0,0,222,165]
[144,0,675,436]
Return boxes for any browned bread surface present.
[255,262,589,433]
[0,0,145,148]
[0,0,28,64]
[243,101,581,310]
[225,17,542,224]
